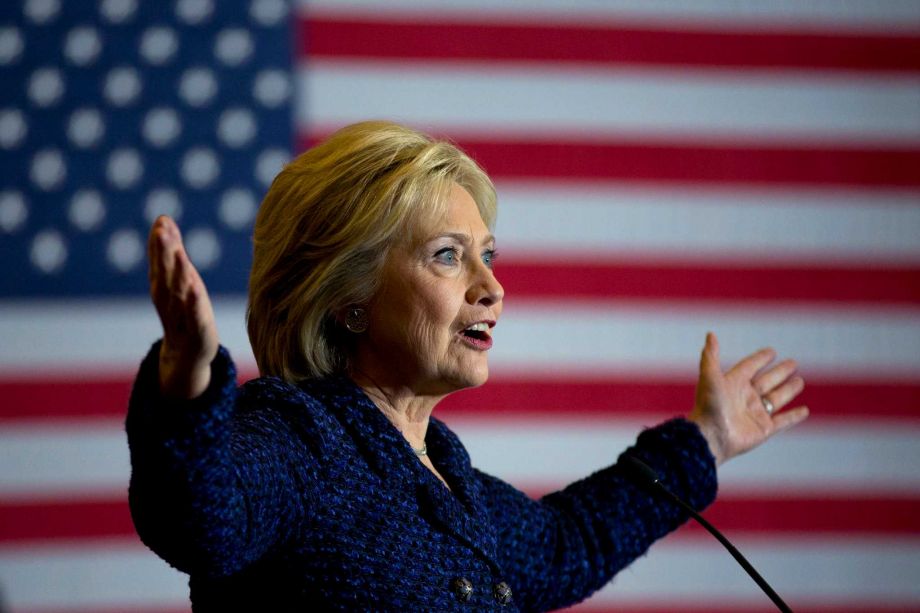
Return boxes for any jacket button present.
[451,577,474,603]
[493,582,513,606]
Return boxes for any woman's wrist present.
[158,343,214,400]
[687,412,726,467]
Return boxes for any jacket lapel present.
[419,417,500,570]
[310,376,501,570]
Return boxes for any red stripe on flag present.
[2,494,917,544]
[0,497,136,543]
[302,15,920,72]
[455,139,920,187]
[568,606,915,613]
[440,379,919,421]
[524,491,920,537]
[13,605,917,613]
[299,134,920,187]
[18,605,909,613]
[694,495,920,536]
[0,377,135,422]
[496,260,920,305]
[1,378,917,421]
[24,603,191,613]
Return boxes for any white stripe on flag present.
[587,536,920,605]
[490,303,920,379]
[0,299,254,376]
[448,419,920,495]
[301,0,920,33]
[3,300,919,378]
[2,537,918,609]
[3,419,918,497]
[301,62,920,142]
[496,183,920,264]
[0,420,129,499]
[0,540,188,610]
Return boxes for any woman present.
[128,121,808,611]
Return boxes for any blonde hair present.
[247,121,497,382]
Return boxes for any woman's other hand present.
[689,332,809,466]
[148,215,219,399]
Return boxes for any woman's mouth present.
[459,322,493,350]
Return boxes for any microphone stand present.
[623,455,793,613]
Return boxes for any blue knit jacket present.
[127,342,717,612]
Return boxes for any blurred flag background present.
[1,0,919,611]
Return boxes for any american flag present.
[1,0,919,611]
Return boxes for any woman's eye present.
[482,249,497,269]
[434,247,459,265]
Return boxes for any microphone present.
[622,455,793,613]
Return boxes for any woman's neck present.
[349,368,443,452]
[348,366,454,491]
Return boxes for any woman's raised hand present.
[148,215,219,399]
[688,332,809,466]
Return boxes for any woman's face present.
[353,184,504,397]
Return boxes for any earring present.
[344,307,368,333]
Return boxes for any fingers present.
[149,218,172,317]
[148,216,204,336]
[148,216,181,304]
[762,373,805,414]
[731,345,777,381]
[149,216,201,297]
[754,358,798,395]
[148,215,178,265]
[753,355,805,418]
[770,405,810,434]
[699,331,721,375]
[148,216,218,399]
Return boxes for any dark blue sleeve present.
[475,418,717,612]
[125,341,312,578]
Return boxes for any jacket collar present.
[421,416,499,570]
[305,375,500,570]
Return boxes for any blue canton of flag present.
[0,0,293,297]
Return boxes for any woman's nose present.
[467,262,504,307]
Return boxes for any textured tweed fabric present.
[127,342,717,612]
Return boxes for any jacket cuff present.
[629,418,718,513]
[127,340,238,453]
